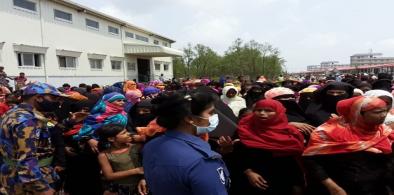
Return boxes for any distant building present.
[350,52,394,66]
[306,65,321,72]
[307,61,348,72]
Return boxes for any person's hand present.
[217,136,239,154]
[328,187,347,195]
[289,122,315,135]
[38,188,55,195]
[69,112,89,123]
[244,169,269,190]
[330,114,339,119]
[103,190,118,195]
[131,134,146,143]
[65,146,77,157]
[322,178,347,195]
[138,179,148,195]
[134,167,144,175]
[54,166,65,173]
[387,122,394,130]
[87,139,99,153]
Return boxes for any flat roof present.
[52,0,176,43]
[351,53,383,57]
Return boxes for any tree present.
[183,43,195,79]
[173,57,186,78]
[223,38,283,79]
[172,39,284,79]
[191,44,221,77]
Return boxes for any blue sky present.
[73,0,394,72]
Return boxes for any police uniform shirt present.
[143,130,230,195]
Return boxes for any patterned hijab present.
[73,92,127,140]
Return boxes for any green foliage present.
[173,38,284,79]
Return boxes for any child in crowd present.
[97,124,145,195]
[14,72,27,90]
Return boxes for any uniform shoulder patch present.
[217,167,226,185]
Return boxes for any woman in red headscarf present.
[303,96,394,195]
[237,99,305,195]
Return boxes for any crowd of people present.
[0,71,394,195]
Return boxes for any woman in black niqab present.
[305,82,354,126]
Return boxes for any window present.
[89,59,103,70]
[164,64,169,71]
[154,63,161,71]
[54,9,72,22]
[17,53,42,67]
[127,62,136,71]
[154,40,159,45]
[13,0,36,12]
[163,42,169,47]
[136,34,149,42]
[108,26,119,35]
[58,56,76,68]
[86,18,99,30]
[111,60,122,70]
[125,32,134,39]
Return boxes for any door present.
[137,59,150,82]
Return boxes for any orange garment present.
[124,80,142,97]
[136,119,209,142]
[304,96,394,156]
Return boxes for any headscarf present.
[72,87,87,95]
[244,85,264,108]
[143,86,160,97]
[264,87,295,99]
[156,83,166,91]
[233,80,242,92]
[305,82,354,126]
[124,90,142,112]
[303,96,393,156]
[364,90,394,108]
[299,85,319,111]
[221,86,246,117]
[219,76,226,87]
[300,85,320,93]
[137,83,145,92]
[237,99,304,156]
[125,90,142,104]
[112,82,124,90]
[103,86,122,94]
[148,80,161,87]
[201,79,211,86]
[364,89,394,124]
[124,80,136,91]
[126,99,156,133]
[73,92,127,140]
[91,87,103,96]
[256,76,267,83]
[65,91,88,101]
[265,87,309,123]
[353,88,364,96]
[124,80,142,97]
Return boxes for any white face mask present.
[192,114,219,135]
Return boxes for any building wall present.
[0,0,174,87]
[152,57,173,80]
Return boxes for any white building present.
[350,52,394,66]
[306,61,349,72]
[0,0,183,87]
